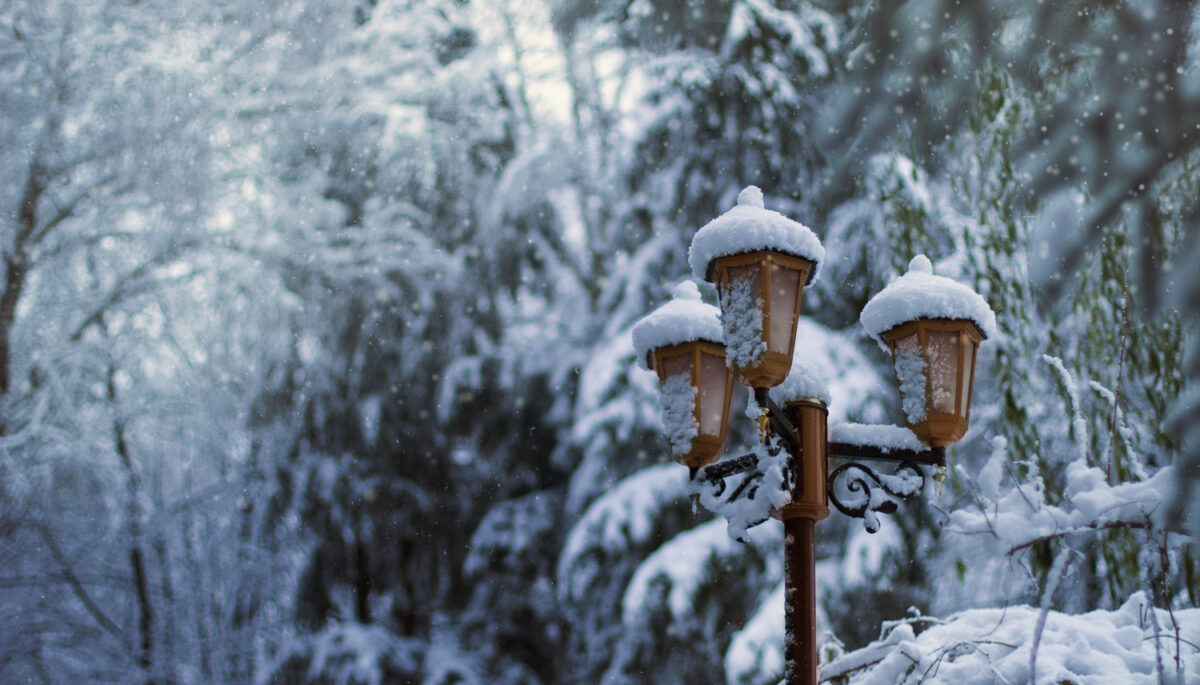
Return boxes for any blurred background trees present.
[1,0,1196,683]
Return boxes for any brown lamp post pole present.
[632,188,996,685]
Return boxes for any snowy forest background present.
[2,0,1199,682]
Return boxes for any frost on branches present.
[720,277,767,370]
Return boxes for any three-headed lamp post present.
[631,186,997,685]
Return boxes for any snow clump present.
[768,344,832,406]
[859,254,998,346]
[658,374,698,456]
[719,276,766,370]
[687,185,825,282]
[631,280,723,369]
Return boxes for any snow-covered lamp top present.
[768,349,831,407]
[632,281,724,369]
[859,255,997,345]
[688,186,825,283]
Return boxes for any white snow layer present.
[621,518,780,627]
[950,459,1178,552]
[831,423,926,452]
[659,373,699,457]
[688,185,825,282]
[690,439,791,541]
[859,254,997,344]
[768,344,832,406]
[724,582,786,684]
[719,276,767,370]
[825,592,1199,684]
[631,280,723,369]
[557,465,688,602]
[893,346,928,424]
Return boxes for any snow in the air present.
[830,422,926,452]
[658,373,699,457]
[768,344,832,406]
[631,280,723,369]
[687,185,825,282]
[719,276,767,370]
[859,254,998,345]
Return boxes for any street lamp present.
[631,187,996,685]
[632,281,734,469]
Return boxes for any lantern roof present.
[632,281,724,369]
[688,186,825,283]
[859,255,997,345]
[768,346,831,406]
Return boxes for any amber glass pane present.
[927,331,959,414]
[960,341,977,416]
[698,351,729,437]
[660,351,693,380]
[767,262,802,354]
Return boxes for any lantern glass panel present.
[725,263,761,294]
[767,262,801,354]
[660,351,693,381]
[891,333,923,418]
[960,339,976,416]
[927,330,959,414]
[698,351,728,437]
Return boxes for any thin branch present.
[33,522,129,648]
[1006,520,1154,556]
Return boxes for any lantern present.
[860,255,996,447]
[632,281,734,468]
[688,186,825,389]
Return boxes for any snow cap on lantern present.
[687,186,825,283]
[859,255,996,448]
[688,186,825,389]
[632,280,733,468]
[859,255,997,346]
[631,281,723,369]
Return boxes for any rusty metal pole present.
[784,516,817,685]
[779,398,829,685]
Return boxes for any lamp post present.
[631,187,996,685]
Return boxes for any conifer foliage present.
[0,0,1196,683]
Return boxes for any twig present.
[1030,549,1078,685]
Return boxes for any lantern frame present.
[880,318,985,447]
[650,340,734,468]
[708,249,814,389]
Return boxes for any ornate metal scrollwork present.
[689,441,793,541]
[828,461,926,533]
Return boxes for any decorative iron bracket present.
[689,441,792,541]
[827,461,926,533]
[689,414,945,536]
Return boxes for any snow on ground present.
[823,592,1199,684]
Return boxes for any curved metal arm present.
[828,461,926,533]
